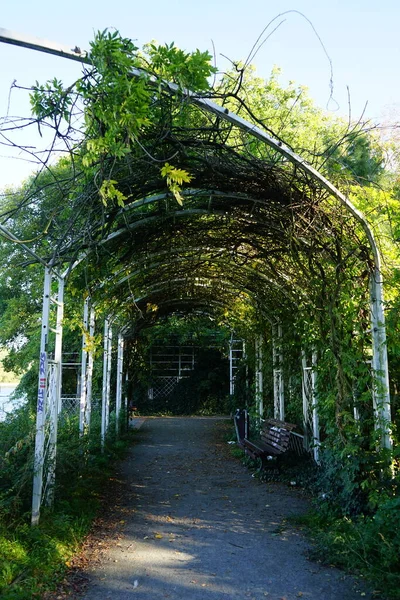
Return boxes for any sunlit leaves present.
[144,42,217,91]
[160,163,193,205]
[29,30,217,196]
[99,179,128,208]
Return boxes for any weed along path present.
[78,417,371,600]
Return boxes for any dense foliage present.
[0,28,400,597]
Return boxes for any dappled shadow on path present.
[79,417,372,600]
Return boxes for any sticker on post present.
[37,388,45,412]
[39,351,47,377]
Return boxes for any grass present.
[0,419,135,600]
[289,506,400,600]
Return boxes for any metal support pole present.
[31,267,51,525]
[370,270,392,449]
[105,324,113,433]
[125,372,129,413]
[302,350,320,462]
[115,332,124,435]
[86,305,95,431]
[229,335,234,396]
[148,346,153,401]
[101,318,109,447]
[255,335,263,418]
[273,324,278,419]
[301,351,310,450]
[278,322,285,420]
[273,322,285,420]
[55,277,64,415]
[44,361,58,507]
[79,297,89,436]
[311,351,320,464]
[44,276,64,507]
[243,340,249,398]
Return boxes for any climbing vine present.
[1,27,400,596]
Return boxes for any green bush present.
[0,405,133,599]
[304,497,400,599]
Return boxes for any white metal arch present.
[0,29,391,450]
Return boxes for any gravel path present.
[79,417,372,600]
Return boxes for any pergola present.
[0,29,392,525]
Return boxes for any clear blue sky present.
[0,0,399,188]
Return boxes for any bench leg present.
[259,456,280,481]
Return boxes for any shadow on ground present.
[71,417,374,600]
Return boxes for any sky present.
[0,0,399,189]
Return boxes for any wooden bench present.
[234,409,296,471]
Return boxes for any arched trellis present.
[0,29,393,527]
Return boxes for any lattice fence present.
[302,354,320,463]
[60,395,79,417]
[302,365,313,442]
[150,376,180,400]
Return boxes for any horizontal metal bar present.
[0,28,89,63]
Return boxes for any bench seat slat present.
[242,438,281,457]
[243,418,295,461]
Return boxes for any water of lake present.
[0,384,25,422]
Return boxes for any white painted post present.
[86,305,95,431]
[105,324,113,433]
[278,322,285,420]
[101,318,109,447]
[273,324,279,419]
[255,335,263,418]
[301,351,310,450]
[31,267,51,526]
[55,277,64,415]
[115,332,124,435]
[243,340,249,396]
[44,361,59,507]
[125,372,129,413]
[311,351,320,464]
[79,297,89,436]
[302,350,320,463]
[273,323,285,420]
[148,346,153,401]
[370,271,392,449]
[229,335,234,396]
[45,276,64,507]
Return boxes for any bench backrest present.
[260,419,296,454]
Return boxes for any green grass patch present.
[289,500,400,599]
[0,410,135,599]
